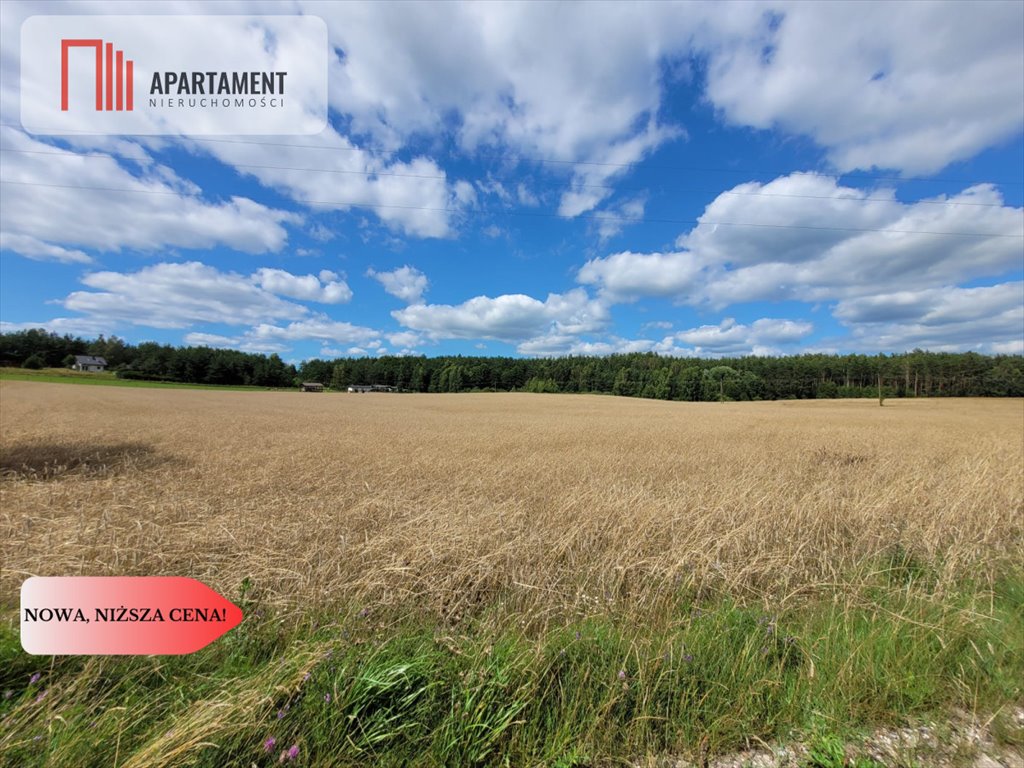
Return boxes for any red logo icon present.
[61,38,134,111]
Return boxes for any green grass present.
[0,368,289,392]
[1,565,1021,766]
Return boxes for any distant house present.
[300,382,324,392]
[347,384,397,393]
[72,355,107,372]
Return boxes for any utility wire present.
[2,178,1020,239]
[2,121,1022,187]
[0,147,1015,208]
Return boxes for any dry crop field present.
[1,381,1022,765]
[1,382,1021,619]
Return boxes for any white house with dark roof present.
[72,355,108,372]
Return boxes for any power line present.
[2,178,1020,239]
[88,135,1024,186]
[0,147,1015,208]
[2,121,1022,187]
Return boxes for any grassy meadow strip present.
[0,368,283,391]
[2,565,1021,767]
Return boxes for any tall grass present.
[2,570,1020,766]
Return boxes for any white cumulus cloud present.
[700,1,1024,174]
[367,266,429,303]
[0,126,298,258]
[64,262,311,329]
[254,268,352,304]
[394,288,608,342]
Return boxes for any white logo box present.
[21,15,328,136]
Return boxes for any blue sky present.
[1,0,1022,363]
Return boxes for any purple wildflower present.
[276,709,285,720]
[263,736,277,753]
[34,690,47,704]
[617,669,627,681]
[324,693,331,703]
[303,672,311,682]
[683,653,694,663]
[29,673,41,685]
[287,744,300,760]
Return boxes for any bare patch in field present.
[1,441,166,481]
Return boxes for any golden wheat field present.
[1,382,1022,625]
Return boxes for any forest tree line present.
[2,328,1022,399]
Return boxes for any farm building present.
[300,382,325,392]
[347,384,396,393]
[72,355,108,372]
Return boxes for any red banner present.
[21,576,243,655]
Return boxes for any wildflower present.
[33,735,42,742]
[324,693,331,703]
[29,673,41,685]
[34,690,47,704]
[359,607,369,618]
[617,669,627,681]
[683,653,693,663]
[574,631,581,641]
[303,672,311,682]
[287,744,300,760]
[3,690,11,700]
[276,709,285,720]
[263,736,277,753]
[760,646,770,656]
